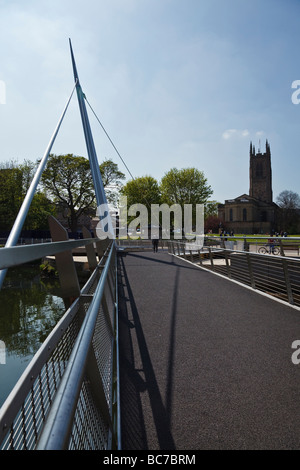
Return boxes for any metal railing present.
[116,239,169,251]
[0,238,120,450]
[0,41,122,450]
[168,237,300,308]
[202,235,300,256]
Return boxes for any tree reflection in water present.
[0,263,65,406]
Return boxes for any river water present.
[0,263,66,408]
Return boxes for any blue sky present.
[0,0,300,204]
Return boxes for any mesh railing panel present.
[65,249,117,450]
[92,303,114,407]
[0,242,119,450]
[0,303,83,450]
[68,379,109,450]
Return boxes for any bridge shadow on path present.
[118,250,300,451]
[123,251,198,271]
[118,252,179,450]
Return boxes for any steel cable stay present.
[0,42,121,450]
[84,96,135,181]
[0,79,78,290]
[84,98,205,243]
[84,96,170,237]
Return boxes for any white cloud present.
[0,0,299,205]
[222,129,249,140]
[222,129,237,139]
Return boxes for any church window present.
[229,208,233,221]
[243,208,247,221]
[261,211,267,222]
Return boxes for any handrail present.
[0,41,120,450]
[0,238,95,270]
[172,239,299,259]
[168,240,300,308]
[204,235,300,239]
[0,240,120,450]
[37,245,115,450]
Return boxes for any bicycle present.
[258,240,280,255]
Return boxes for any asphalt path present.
[117,249,300,450]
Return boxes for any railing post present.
[224,249,231,278]
[82,226,97,271]
[282,258,294,305]
[278,238,285,257]
[94,234,110,261]
[244,237,249,252]
[209,247,214,270]
[48,215,80,306]
[198,249,203,267]
[246,253,255,289]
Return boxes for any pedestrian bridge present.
[119,241,300,450]
[1,237,300,450]
[1,39,300,450]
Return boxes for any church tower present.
[249,140,273,203]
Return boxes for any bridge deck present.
[118,249,300,450]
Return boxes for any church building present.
[218,140,279,234]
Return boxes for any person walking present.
[152,238,159,252]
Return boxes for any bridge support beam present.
[48,215,80,306]
[82,226,97,271]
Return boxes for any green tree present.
[0,164,23,230]
[23,192,56,230]
[160,167,213,206]
[41,154,125,232]
[120,176,161,224]
[204,200,220,219]
[41,154,97,232]
[18,159,56,230]
[99,159,125,207]
[160,167,213,229]
[0,160,55,231]
[20,159,36,193]
[121,176,161,206]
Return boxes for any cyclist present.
[268,238,275,254]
